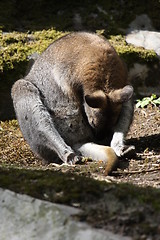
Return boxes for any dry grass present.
[0,120,39,167]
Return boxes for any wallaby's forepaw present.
[121,145,136,158]
[113,145,136,158]
[66,153,83,165]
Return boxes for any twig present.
[113,167,160,175]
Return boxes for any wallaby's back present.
[27,32,128,99]
[11,32,134,171]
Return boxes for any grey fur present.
[12,32,135,164]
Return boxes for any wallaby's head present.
[84,85,133,136]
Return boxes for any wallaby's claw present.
[121,145,136,158]
[66,153,83,165]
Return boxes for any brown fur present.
[44,32,128,94]
[49,32,130,134]
[12,32,134,174]
[41,32,132,135]
[104,147,118,175]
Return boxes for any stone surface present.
[128,62,160,97]
[127,14,154,32]
[0,188,131,240]
[126,30,160,56]
[126,14,160,57]
[126,14,160,97]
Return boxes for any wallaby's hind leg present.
[11,79,80,164]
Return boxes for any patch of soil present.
[0,104,160,239]
[0,104,159,188]
[115,105,160,188]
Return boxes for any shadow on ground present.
[0,166,160,238]
[128,133,160,153]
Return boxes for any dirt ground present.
[0,104,160,188]
[112,104,160,188]
[0,104,160,239]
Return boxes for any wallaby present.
[12,32,135,174]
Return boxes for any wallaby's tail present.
[74,143,118,175]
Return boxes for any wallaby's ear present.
[109,85,133,103]
[85,90,107,108]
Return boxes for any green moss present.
[0,29,65,72]
[114,183,160,211]
[0,30,158,85]
[0,29,66,85]
[0,166,160,211]
[0,1,159,86]
[0,167,105,204]
[109,35,158,66]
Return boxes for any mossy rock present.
[108,35,158,66]
[0,166,160,238]
[0,29,65,78]
[0,30,157,83]
[0,29,158,120]
[0,0,160,119]
[0,29,66,119]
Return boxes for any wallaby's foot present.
[66,153,83,165]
